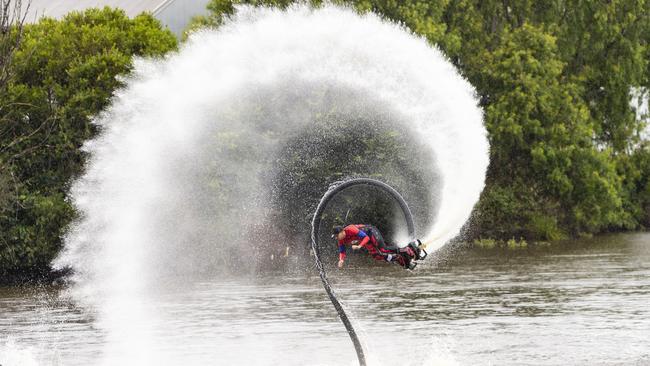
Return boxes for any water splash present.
[0,338,40,366]
[54,4,488,364]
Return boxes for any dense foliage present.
[189,0,650,241]
[1,0,649,281]
[0,7,177,282]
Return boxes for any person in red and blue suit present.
[332,224,409,268]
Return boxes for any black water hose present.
[310,178,416,366]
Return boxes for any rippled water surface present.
[1,233,649,365]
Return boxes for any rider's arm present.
[356,230,370,248]
[338,243,346,262]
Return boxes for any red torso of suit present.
[337,224,378,261]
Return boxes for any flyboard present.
[309,178,426,366]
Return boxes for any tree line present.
[1,0,648,282]
[192,0,650,241]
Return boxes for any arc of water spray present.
[310,178,416,366]
[54,6,488,363]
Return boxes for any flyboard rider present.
[332,224,425,270]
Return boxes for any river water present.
[1,233,649,366]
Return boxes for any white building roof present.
[22,0,169,20]
[15,0,210,36]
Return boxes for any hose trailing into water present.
[310,178,416,366]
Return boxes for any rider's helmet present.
[331,225,344,238]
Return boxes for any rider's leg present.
[369,227,400,252]
[377,247,409,268]
[368,246,401,265]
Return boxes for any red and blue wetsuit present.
[338,224,400,265]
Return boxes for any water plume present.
[54,4,488,364]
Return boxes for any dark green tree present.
[0,7,177,282]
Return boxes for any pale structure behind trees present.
[17,0,210,36]
[631,87,649,142]
[1,0,27,209]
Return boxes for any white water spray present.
[54,4,488,365]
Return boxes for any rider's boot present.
[407,239,427,260]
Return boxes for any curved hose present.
[310,178,416,366]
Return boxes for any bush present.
[0,7,177,282]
